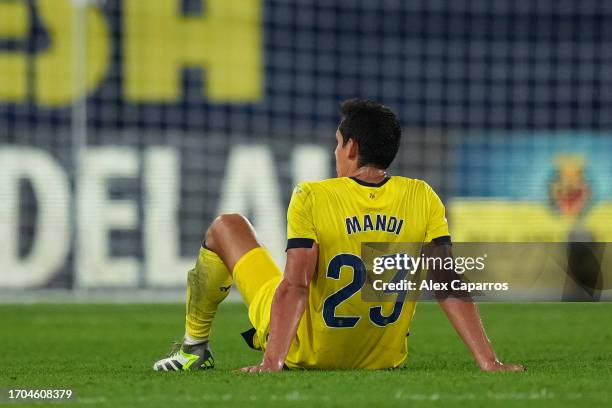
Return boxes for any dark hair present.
[338,98,401,169]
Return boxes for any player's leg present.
[205,213,282,308]
[153,213,280,371]
[183,213,262,345]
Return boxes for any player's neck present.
[349,166,388,184]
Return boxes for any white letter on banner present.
[292,144,330,184]
[143,146,192,286]
[76,147,139,287]
[218,145,285,265]
[0,147,70,288]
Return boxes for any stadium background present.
[1,0,611,293]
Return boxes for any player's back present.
[285,176,450,369]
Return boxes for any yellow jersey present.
[284,176,450,369]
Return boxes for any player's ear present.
[347,138,359,160]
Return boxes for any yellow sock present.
[184,246,233,341]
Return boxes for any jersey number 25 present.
[323,253,407,328]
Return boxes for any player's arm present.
[239,244,318,372]
[423,242,524,372]
[239,244,318,373]
[239,183,318,373]
[421,182,523,372]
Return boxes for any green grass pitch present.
[1,302,611,407]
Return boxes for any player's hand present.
[236,359,284,373]
[479,359,525,372]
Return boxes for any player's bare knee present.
[214,213,250,234]
[204,213,250,250]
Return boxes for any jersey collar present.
[349,176,391,187]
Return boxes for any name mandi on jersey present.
[345,213,404,236]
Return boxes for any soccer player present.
[153,99,524,372]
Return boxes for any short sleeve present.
[287,183,318,247]
[424,183,451,243]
